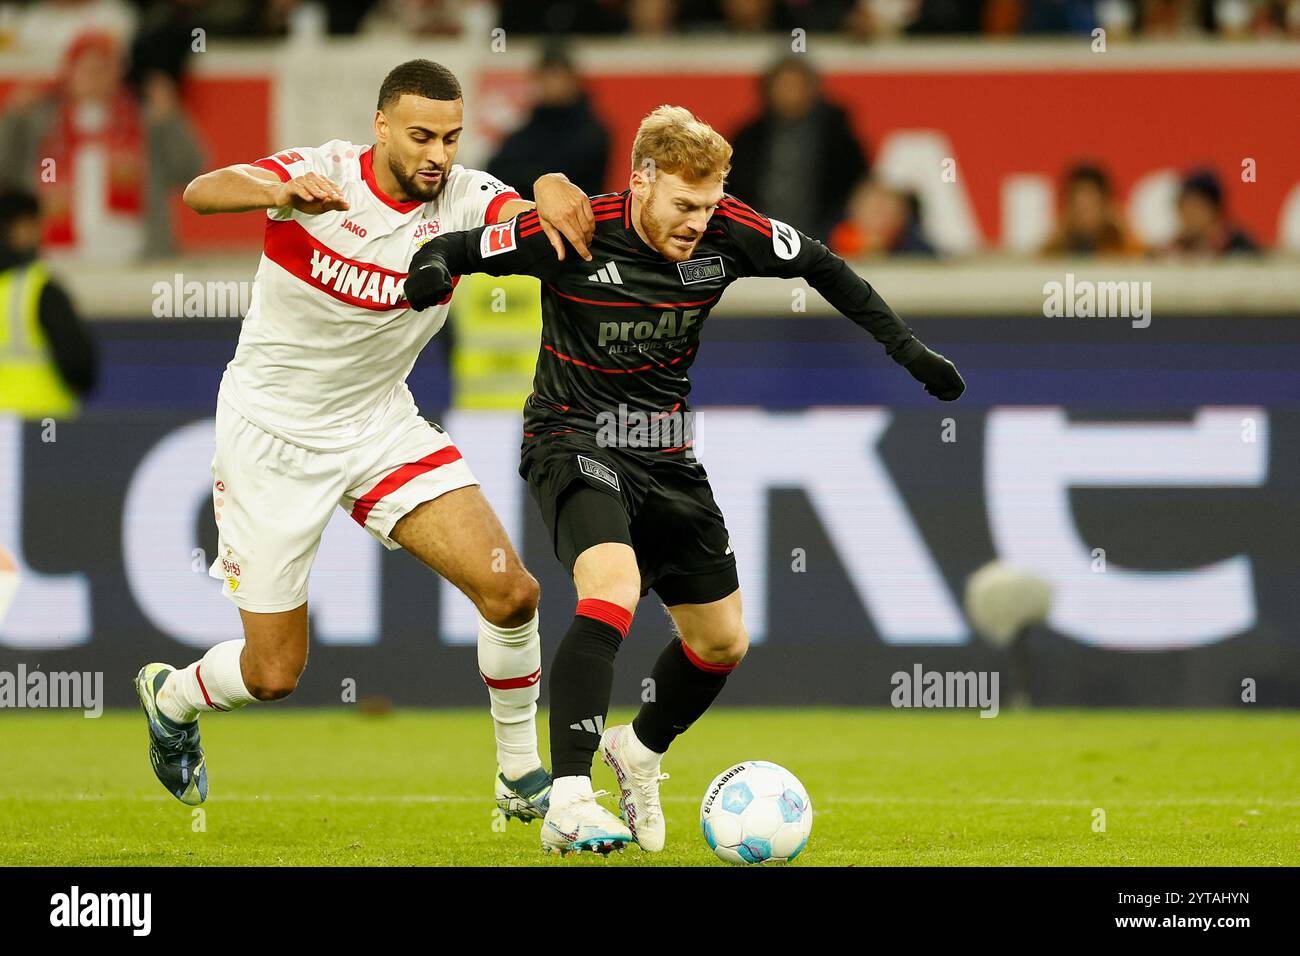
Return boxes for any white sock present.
[477,611,543,780]
[157,640,257,724]
[551,774,593,806]
[626,724,663,767]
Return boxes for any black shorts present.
[520,432,738,606]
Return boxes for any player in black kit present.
[405,105,964,856]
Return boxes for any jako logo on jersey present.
[588,261,623,284]
[481,220,517,258]
[769,217,800,260]
[677,256,724,284]
[341,219,367,238]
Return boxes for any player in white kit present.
[132,60,597,819]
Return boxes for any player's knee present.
[688,620,748,665]
[243,660,305,701]
[480,571,540,628]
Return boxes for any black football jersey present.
[415,191,925,442]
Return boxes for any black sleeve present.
[37,281,98,396]
[412,210,569,283]
[722,197,926,366]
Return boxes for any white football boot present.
[599,724,669,852]
[540,790,634,856]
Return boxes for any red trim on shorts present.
[481,667,542,689]
[350,446,464,527]
[576,599,633,639]
[195,665,229,711]
[679,639,738,674]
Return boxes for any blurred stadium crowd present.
[0,0,1285,268]
[4,0,1299,42]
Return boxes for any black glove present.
[903,346,965,401]
[404,246,454,311]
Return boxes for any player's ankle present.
[550,774,594,806]
[499,753,544,781]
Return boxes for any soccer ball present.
[700,760,812,864]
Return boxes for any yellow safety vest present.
[0,262,78,419]
[449,272,542,411]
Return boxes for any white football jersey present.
[218,139,520,450]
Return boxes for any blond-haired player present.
[404,105,964,854]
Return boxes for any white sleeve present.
[251,142,348,221]
[445,165,521,230]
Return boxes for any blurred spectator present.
[728,56,868,239]
[10,0,135,57]
[1166,168,1258,256]
[0,189,97,418]
[1041,162,1143,257]
[497,0,624,34]
[0,31,204,262]
[830,176,936,257]
[628,0,679,35]
[487,45,610,200]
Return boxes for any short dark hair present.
[377,59,462,112]
[1180,168,1224,209]
[1063,162,1111,196]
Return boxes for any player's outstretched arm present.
[494,173,596,263]
[725,201,964,401]
[404,212,568,311]
[182,164,349,216]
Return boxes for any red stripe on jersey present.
[360,147,423,213]
[350,446,464,527]
[543,342,694,375]
[546,284,721,309]
[263,219,431,311]
[720,197,766,219]
[251,158,292,182]
[485,190,522,224]
[481,667,542,689]
[593,212,623,221]
[719,201,771,232]
[715,208,772,237]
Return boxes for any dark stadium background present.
[2,0,1298,710]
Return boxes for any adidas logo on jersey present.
[570,715,605,734]
[588,262,623,285]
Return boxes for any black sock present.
[549,600,630,778]
[632,638,734,754]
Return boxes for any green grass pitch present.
[1,709,1296,866]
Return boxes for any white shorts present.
[208,397,478,613]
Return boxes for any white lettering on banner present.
[0,416,90,647]
[437,411,526,645]
[985,407,1267,649]
[123,418,378,647]
[697,409,969,645]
